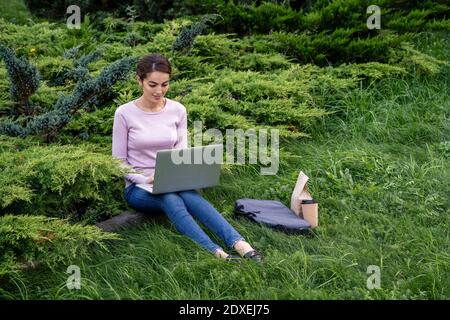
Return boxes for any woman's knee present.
[160,192,189,213]
[177,190,201,202]
[178,189,199,196]
[161,192,181,200]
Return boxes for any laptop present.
[135,144,223,194]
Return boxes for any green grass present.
[1,70,448,299]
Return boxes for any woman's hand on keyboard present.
[146,175,154,184]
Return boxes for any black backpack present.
[233,198,312,235]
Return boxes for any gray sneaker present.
[243,250,263,263]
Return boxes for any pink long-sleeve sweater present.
[112,98,188,188]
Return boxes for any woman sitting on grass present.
[112,53,262,262]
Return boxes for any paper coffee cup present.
[301,199,318,228]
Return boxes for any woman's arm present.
[173,107,188,149]
[112,110,149,184]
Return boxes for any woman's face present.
[138,71,170,103]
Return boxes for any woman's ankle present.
[233,240,254,257]
[214,248,230,259]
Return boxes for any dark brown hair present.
[136,53,172,80]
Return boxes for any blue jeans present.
[124,184,244,253]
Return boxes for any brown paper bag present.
[290,171,313,218]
